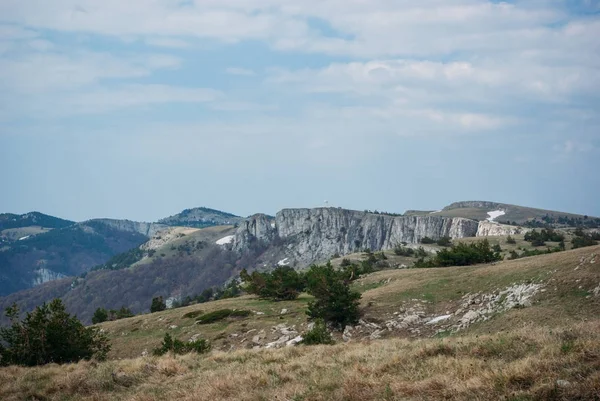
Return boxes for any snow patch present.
[271,222,276,228]
[216,235,235,245]
[486,210,506,222]
[429,210,442,214]
[426,315,452,325]
[18,235,30,241]
[278,258,290,266]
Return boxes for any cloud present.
[0,50,181,94]
[225,67,256,76]
[145,38,191,49]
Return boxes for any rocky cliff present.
[86,219,167,237]
[234,208,479,266]
[476,221,531,237]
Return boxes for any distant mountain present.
[0,225,263,324]
[0,212,74,231]
[0,219,149,296]
[158,207,243,228]
[407,201,600,229]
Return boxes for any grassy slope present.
[0,245,598,400]
[432,204,595,223]
[88,245,599,360]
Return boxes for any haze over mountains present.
[1,200,598,324]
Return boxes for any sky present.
[0,0,599,222]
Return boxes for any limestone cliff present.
[234,208,478,266]
[85,219,168,237]
[476,221,531,237]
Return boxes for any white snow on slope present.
[18,236,30,241]
[216,235,235,245]
[486,210,506,222]
[429,210,442,214]
[426,314,452,325]
[278,258,290,266]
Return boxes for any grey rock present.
[233,208,478,266]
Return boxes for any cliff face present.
[476,221,531,237]
[86,219,167,237]
[234,208,479,266]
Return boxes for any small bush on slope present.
[196,309,251,324]
[153,333,210,356]
[240,266,305,301]
[415,239,502,267]
[0,299,110,366]
[301,319,334,345]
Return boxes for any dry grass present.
[1,321,599,401]
[97,245,600,359]
[2,245,598,400]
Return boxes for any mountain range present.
[0,201,598,324]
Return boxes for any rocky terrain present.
[233,208,479,266]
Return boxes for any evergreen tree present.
[150,296,166,313]
[92,307,108,324]
[0,299,110,366]
[305,263,361,330]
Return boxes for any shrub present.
[525,229,564,245]
[415,247,428,258]
[420,236,435,244]
[196,309,251,324]
[340,258,352,267]
[301,319,334,345]
[414,240,502,268]
[150,296,166,313]
[182,310,203,319]
[0,299,110,366]
[436,236,452,247]
[305,263,361,330]
[240,266,305,301]
[506,235,517,244]
[153,333,210,356]
[394,245,415,257]
[572,235,599,249]
[92,307,108,324]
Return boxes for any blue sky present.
[1,0,599,221]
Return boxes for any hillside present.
[0,245,598,400]
[423,200,600,228]
[0,220,149,296]
[0,225,265,324]
[159,207,244,228]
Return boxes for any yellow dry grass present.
[1,321,598,401]
[1,245,599,400]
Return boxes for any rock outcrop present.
[234,208,478,266]
[86,219,167,237]
[476,221,531,237]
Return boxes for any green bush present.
[0,299,110,366]
[182,310,203,319]
[196,309,251,324]
[92,307,108,324]
[506,235,517,244]
[393,245,415,257]
[153,333,210,356]
[420,236,435,244]
[414,240,502,268]
[525,229,564,245]
[150,296,166,313]
[301,319,334,345]
[436,236,452,247]
[240,266,305,301]
[305,263,361,330]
